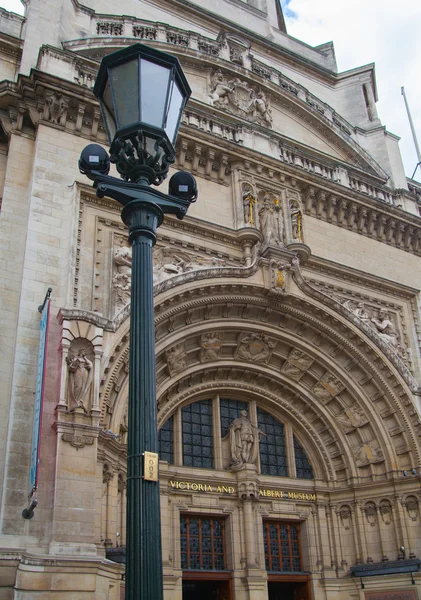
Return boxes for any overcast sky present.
[1,0,420,180]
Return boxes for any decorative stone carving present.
[336,405,369,433]
[289,199,303,242]
[371,308,398,347]
[198,39,219,55]
[209,69,272,127]
[103,463,114,484]
[118,473,126,492]
[97,21,123,35]
[235,332,275,363]
[312,372,344,402]
[62,433,95,449]
[339,506,352,530]
[200,332,223,361]
[281,348,313,380]
[66,339,94,413]
[365,503,378,526]
[380,502,392,525]
[406,498,419,521]
[113,245,132,308]
[153,246,226,284]
[353,440,384,467]
[229,410,264,471]
[238,481,259,500]
[242,182,257,226]
[133,25,156,39]
[166,343,187,375]
[258,193,284,246]
[166,31,189,46]
[44,92,68,125]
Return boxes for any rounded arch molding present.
[98,283,421,482]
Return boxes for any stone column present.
[393,494,410,557]
[237,467,267,599]
[352,501,368,563]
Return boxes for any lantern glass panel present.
[102,79,117,141]
[140,59,171,129]
[109,58,140,130]
[165,79,184,144]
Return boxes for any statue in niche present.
[113,245,132,307]
[66,347,93,413]
[371,308,398,346]
[289,199,303,242]
[229,410,264,471]
[242,183,257,226]
[258,193,283,246]
[200,332,223,361]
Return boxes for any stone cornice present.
[72,0,332,80]
[305,255,419,300]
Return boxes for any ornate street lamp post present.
[79,43,197,600]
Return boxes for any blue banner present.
[29,294,51,495]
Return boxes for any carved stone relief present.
[44,92,68,125]
[365,503,378,526]
[312,372,345,402]
[235,332,275,363]
[341,300,406,359]
[209,69,272,127]
[406,497,419,521]
[353,440,384,467]
[66,338,94,413]
[103,463,114,484]
[113,245,132,309]
[339,505,352,530]
[166,343,187,376]
[281,348,313,380]
[154,246,226,284]
[200,332,223,362]
[335,404,369,433]
[380,502,392,525]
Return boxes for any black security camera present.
[168,171,198,203]
[79,144,110,181]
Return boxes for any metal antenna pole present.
[401,86,421,179]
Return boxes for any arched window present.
[294,435,313,479]
[157,397,314,480]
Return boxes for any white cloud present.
[0,0,24,15]
[281,0,421,180]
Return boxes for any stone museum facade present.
[1,0,421,598]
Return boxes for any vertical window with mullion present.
[158,415,173,464]
[180,515,226,570]
[257,408,288,477]
[263,520,303,573]
[182,400,214,468]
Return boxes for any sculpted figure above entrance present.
[229,410,264,471]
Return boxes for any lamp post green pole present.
[93,176,194,600]
[79,42,195,600]
[123,197,163,600]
